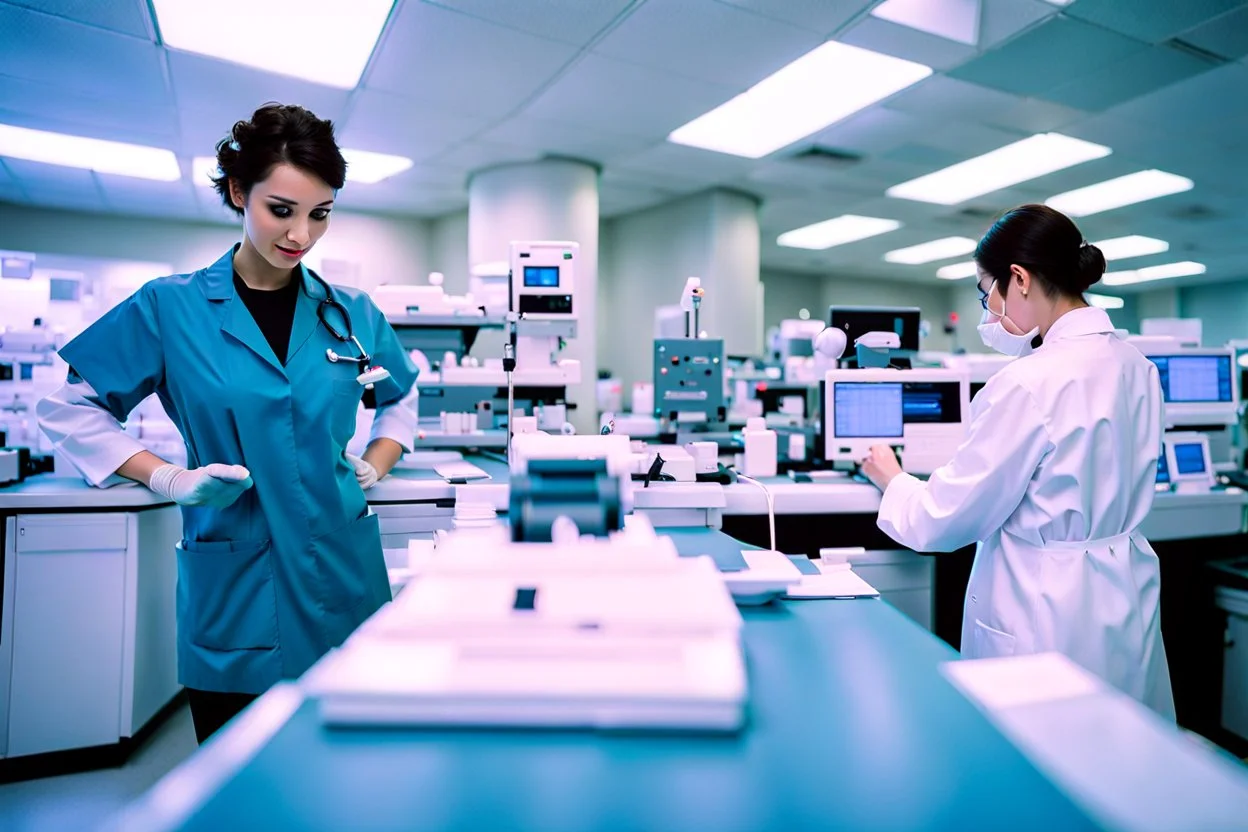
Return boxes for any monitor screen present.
[1148,355,1233,403]
[523,266,560,288]
[1156,450,1170,484]
[901,381,962,424]
[1173,442,1207,475]
[829,306,921,352]
[786,337,814,358]
[833,382,903,438]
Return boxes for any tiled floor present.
[0,702,197,832]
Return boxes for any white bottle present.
[743,417,777,478]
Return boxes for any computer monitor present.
[1163,432,1214,491]
[1155,447,1170,486]
[828,306,921,353]
[1139,348,1238,428]
[823,368,969,474]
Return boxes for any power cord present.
[734,472,776,553]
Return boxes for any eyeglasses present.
[977,280,992,310]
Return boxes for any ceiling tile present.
[886,75,1019,120]
[1041,44,1218,110]
[948,16,1148,97]
[366,2,579,118]
[342,90,495,162]
[840,15,978,72]
[423,140,544,178]
[1106,61,1248,137]
[422,0,637,46]
[521,53,739,139]
[1179,5,1248,60]
[0,4,167,106]
[1066,0,1248,43]
[0,74,179,142]
[3,158,100,189]
[477,114,657,165]
[608,142,759,187]
[978,0,1056,49]
[4,0,152,38]
[810,106,937,155]
[713,0,865,35]
[168,51,351,154]
[592,0,821,88]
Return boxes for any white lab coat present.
[877,307,1174,718]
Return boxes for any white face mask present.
[977,281,1039,357]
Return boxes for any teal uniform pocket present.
[332,378,364,443]
[176,538,279,651]
[311,509,388,616]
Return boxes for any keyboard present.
[433,461,492,483]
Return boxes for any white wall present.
[428,210,470,294]
[1179,282,1248,346]
[0,203,431,295]
[760,270,823,332]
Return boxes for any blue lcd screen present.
[523,266,559,288]
[833,382,903,438]
[1148,355,1233,403]
[1173,443,1206,475]
[1156,450,1169,484]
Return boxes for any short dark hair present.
[974,204,1106,298]
[211,103,347,216]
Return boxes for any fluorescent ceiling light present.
[871,0,979,45]
[886,133,1111,205]
[1045,170,1194,217]
[668,42,931,159]
[936,261,978,280]
[341,149,413,184]
[0,123,180,181]
[1091,235,1169,261]
[1041,0,1074,5]
[1086,293,1124,309]
[884,236,977,265]
[153,0,395,89]
[1102,261,1205,286]
[777,215,902,250]
[193,150,413,186]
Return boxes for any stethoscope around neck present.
[309,270,392,388]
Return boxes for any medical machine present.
[1163,432,1215,492]
[1142,317,1202,347]
[303,515,748,733]
[822,368,970,475]
[507,433,635,540]
[828,306,921,368]
[1135,346,1238,471]
[653,278,726,431]
[0,323,58,381]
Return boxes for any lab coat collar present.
[1042,306,1116,345]
[199,245,317,300]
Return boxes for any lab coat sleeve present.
[877,374,1052,552]
[36,379,149,487]
[366,298,419,452]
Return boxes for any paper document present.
[784,562,879,599]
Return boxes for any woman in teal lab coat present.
[37,104,418,743]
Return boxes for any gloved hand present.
[345,453,379,490]
[148,463,253,508]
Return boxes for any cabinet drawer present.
[16,514,128,553]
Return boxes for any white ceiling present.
[1,0,1247,294]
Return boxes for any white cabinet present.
[849,549,935,632]
[7,514,128,757]
[0,507,181,759]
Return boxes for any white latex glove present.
[148,463,254,508]
[345,453,379,490]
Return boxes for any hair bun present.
[1076,242,1106,291]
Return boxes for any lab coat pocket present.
[972,618,1016,659]
[311,509,388,616]
[332,378,364,444]
[176,538,279,651]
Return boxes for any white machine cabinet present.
[1217,586,1248,743]
[0,507,180,758]
[847,549,934,632]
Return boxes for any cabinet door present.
[8,514,127,757]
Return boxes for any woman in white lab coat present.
[861,204,1174,718]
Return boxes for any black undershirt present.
[233,271,299,365]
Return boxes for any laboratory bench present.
[114,596,1248,832]
[0,476,182,776]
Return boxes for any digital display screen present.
[786,338,814,358]
[829,307,921,352]
[833,382,903,438]
[901,381,962,424]
[1156,449,1169,484]
[1149,355,1233,403]
[523,266,559,288]
[1173,443,1206,475]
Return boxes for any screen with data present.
[1149,355,1233,403]
[1173,442,1207,475]
[833,382,903,438]
[900,381,962,424]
